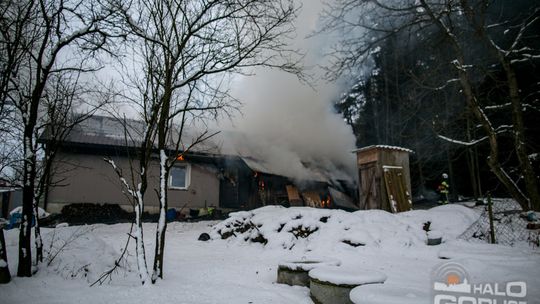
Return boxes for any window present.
[169,165,190,190]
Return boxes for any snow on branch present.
[484,103,511,110]
[104,158,137,199]
[437,134,488,146]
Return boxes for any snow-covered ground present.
[1,204,539,304]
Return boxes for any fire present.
[321,195,331,208]
[176,154,185,161]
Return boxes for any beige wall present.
[47,151,220,213]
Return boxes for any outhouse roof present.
[353,145,413,154]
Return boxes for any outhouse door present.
[383,166,412,213]
[359,162,378,210]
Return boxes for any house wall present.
[46,151,220,214]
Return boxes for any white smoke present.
[215,0,358,183]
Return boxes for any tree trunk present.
[466,113,480,200]
[501,60,540,211]
[34,198,43,264]
[152,149,168,282]
[152,65,173,282]
[134,194,150,285]
[0,227,11,283]
[474,146,482,197]
[446,148,456,202]
[18,130,35,277]
[455,56,529,210]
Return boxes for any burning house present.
[39,115,358,216]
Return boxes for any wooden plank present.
[357,149,378,165]
[286,185,303,206]
[383,167,412,213]
[286,185,301,201]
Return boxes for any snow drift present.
[211,205,480,250]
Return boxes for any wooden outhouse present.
[355,146,413,213]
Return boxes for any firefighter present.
[438,173,450,204]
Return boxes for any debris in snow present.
[427,230,443,246]
[211,205,479,250]
[55,223,69,228]
[198,233,211,241]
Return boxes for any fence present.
[459,197,539,248]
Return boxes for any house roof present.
[64,115,146,147]
[240,156,329,183]
[43,115,222,154]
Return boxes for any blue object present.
[166,208,177,222]
[6,212,35,230]
[527,212,538,222]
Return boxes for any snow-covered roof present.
[40,115,221,154]
[353,145,413,153]
[0,187,20,193]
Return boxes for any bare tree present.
[322,0,540,211]
[0,0,119,276]
[105,0,302,285]
[32,72,114,264]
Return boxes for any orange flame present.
[176,154,185,161]
[321,195,331,208]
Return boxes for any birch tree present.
[107,0,301,284]
[0,0,119,276]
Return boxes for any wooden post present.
[487,193,496,244]
[0,226,11,283]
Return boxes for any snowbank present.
[40,225,121,283]
[1,210,538,304]
[10,206,50,219]
[211,205,480,250]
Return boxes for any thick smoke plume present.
[216,1,358,183]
